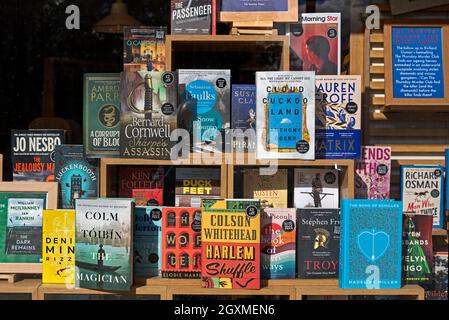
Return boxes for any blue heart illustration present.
[357,229,390,262]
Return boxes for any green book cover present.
[83,74,121,158]
[0,192,47,263]
[75,199,133,291]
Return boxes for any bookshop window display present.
[0,0,447,303]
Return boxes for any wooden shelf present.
[0,279,40,300]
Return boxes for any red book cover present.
[118,167,164,199]
[161,207,202,278]
[132,189,163,206]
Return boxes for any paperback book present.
[42,209,75,284]
[294,168,339,208]
[340,200,403,289]
[0,192,47,263]
[171,0,216,35]
[297,208,340,279]
[83,74,121,158]
[11,129,65,182]
[175,167,221,207]
[75,199,134,291]
[256,71,315,160]
[120,71,178,159]
[401,166,444,228]
[261,208,296,279]
[134,206,162,278]
[54,145,99,209]
[402,214,433,285]
[123,26,167,72]
[201,199,261,289]
[231,84,256,152]
[161,207,202,278]
[118,167,164,202]
[315,75,361,159]
[425,251,448,300]
[289,13,341,75]
[178,69,231,153]
[243,169,288,208]
[355,146,392,199]
[445,149,448,210]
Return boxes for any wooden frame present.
[384,21,449,107]
[220,0,298,24]
[0,182,58,274]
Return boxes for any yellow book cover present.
[42,209,75,284]
[243,169,288,208]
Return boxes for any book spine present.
[211,0,216,35]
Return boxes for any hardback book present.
[256,71,315,160]
[294,168,339,208]
[132,189,163,207]
[355,146,392,199]
[297,208,340,279]
[243,169,288,208]
[445,149,449,210]
[402,214,433,285]
[201,199,261,289]
[83,74,121,158]
[175,167,221,207]
[120,71,178,159]
[161,207,202,278]
[171,0,216,35]
[118,167,164,201]
[315,75,361,159]
[288,13,341,75]
[261,208,296,279]
[401,165,445,228]
[54,145,99,209]
[75,199,134,291]
[231,84,256,152]
[134,206,162,278]
[11,129,65,182]
[177,69,231,153]
[123,26,167,72]
[339,200,403,289]
[42,209,75,284]
[0,192,47,263]
[425,251,448,300]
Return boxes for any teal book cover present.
[75,199,134,291]
[340,199,403,289]
[134,206,162,278]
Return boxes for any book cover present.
[256,71,315,160]
[123,26,167,72]
[11,129,65,182]
[83,74,121,158]
[355,146,392,199]
[339,200,403,289]
[132,189,163,207]
[118,167,164,200]
[402,214,433,285]
[161,207,202,278]
[243,169,288,208]
[401,166,444,228]
[297,208,340,279]
[54,145,99,209]
[120,71,178,159]
[261,208,296,279]
[75,199,133,291]
[425,251,448,300]
[231,84,257,152]
[289,13,341,75]
[178,69,231,153]
[201,199,261,289]
[0,192,47,263]
[315,75,361,159]
[445,149,448,210]
[171,0,216,35]
[134,206,162,278]
[42,209,75,284]
[294,168,339,208]
[175,167,221,207]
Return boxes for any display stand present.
[0,279,40,300]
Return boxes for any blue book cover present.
[340,199,403,289]
[134,206,162,278]
[231,84,256,131]
[445,149,449,210]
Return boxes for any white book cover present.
[294,168,339,208]
[256,71,315,160]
